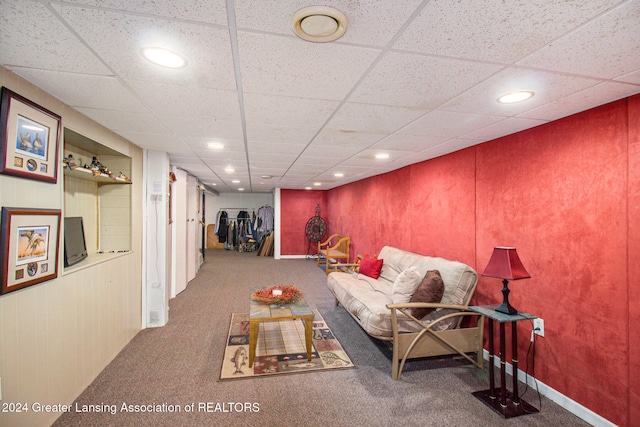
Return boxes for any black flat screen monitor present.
[64,217,88,267]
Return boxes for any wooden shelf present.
[63,165,131,184]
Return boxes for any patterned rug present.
[219,310,355,380]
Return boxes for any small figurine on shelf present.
[90,156,106,173]
[63,154,78,170]
[117,172,132,183]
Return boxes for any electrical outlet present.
[534,318,545,337]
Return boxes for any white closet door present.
[187,175,198,282]
[172,168,188,296]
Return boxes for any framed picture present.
[0,207,61,295]
[0,87,61,183]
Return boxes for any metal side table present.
[469,305,539,419]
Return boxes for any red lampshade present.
[482,246,531,280]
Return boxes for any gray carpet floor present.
[53,249,591,426]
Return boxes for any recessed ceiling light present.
[313,182,322,186]
[207,142,225,149]
[334,172,344,177]
[305,187,312,190]
[292,6,348,43]
[497,91,535,104]
[211,183,217,186]
[141,46,187,68]
[232,180,240,184]
[238,188,245,191]
[261,175,273,179]
[375,153,390,160]
[224,168,235,173]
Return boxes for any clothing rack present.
[215,209,254,222]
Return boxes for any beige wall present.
[0,67,143,426]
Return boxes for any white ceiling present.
[1,0,639,193]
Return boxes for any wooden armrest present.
[326,236,350,251]
[386,303,480,329]
[318,233,341,248]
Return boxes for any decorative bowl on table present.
[251,285,303,304]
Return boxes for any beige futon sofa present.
[327,246,484,379]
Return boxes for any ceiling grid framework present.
[0,0,638,192]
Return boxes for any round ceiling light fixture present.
[497,90,535,104]
[141,46,187,68]
[292,6,348,43]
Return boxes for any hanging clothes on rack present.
[216,210,228,243]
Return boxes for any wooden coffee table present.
[248,291,315,367]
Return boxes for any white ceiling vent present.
[292,6,348,43]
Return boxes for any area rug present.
[219,310,355,380]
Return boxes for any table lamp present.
[482,246,530,315]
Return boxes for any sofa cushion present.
[359,256,383,279]
[410,270,445,319]
[391,267,422,304]
[327,272,423,338]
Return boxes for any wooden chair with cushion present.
[317,234,350,274]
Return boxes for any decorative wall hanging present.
[0,87,61,183]
[305,204,327,257]
[0,207,61,295]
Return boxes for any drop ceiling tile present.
[283,168,325,178]
[233,0,424,46]
[398,110,506,139]
[0,1,110,74]
[518,81,640,121]
[517,1,640,80]
[243,92,339,127]
[341,148,418,167]
[350,52,503,108]
[327,103,425,134]
[127,80,242,122]
[249,159,295,172]
[463,117,547,141]
[248,141,304,155]
[197,151,248,165]
[60,0,229,26]
[249,150,298,164]
[311,128,384,149]
[161,116,244,141]
[418,138,483,160]
[74,107,169,134]
[371,134,448,151]
[294,154,347,166]
[440,67,601,116]
[246,123,317,145]
[117,132,186,153]
[393,0,621,64]
[182,136,246,153]
[54,5,237,89]
[237,32,380,99]
[6,67,145,112]
[615,69,640,85]
[297,145,362,162]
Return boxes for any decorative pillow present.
[410,270,445,319]
[391,267,422,304]
[359,256,383,279]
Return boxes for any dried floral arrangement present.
[251,284,303,305]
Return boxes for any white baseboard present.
[482,349,615,426]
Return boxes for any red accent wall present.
[279,95,639,426]
[628,95,640,426]
[279,190,327,256]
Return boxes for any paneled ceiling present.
[1,0,639,193]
